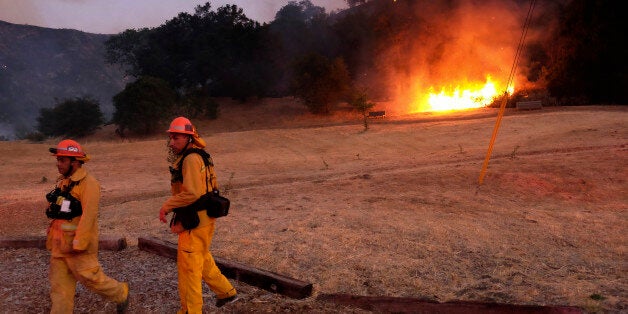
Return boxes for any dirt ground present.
[0,99,626,313]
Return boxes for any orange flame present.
[410,76,513,112]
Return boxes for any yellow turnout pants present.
[177,223,236,314]
[49,254,128,314]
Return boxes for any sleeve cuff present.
[72,239,86,250]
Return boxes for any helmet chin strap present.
[180,137,192,154]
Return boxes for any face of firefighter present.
[56,156,79,177]
[168,133,191,155]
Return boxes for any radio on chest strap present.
[169,148,213,183]
[45,180,83,220]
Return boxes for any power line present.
[478,0,537,185]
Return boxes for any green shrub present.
[36,96,104,138]
[24,131,47,142]
[112,76,177,136]
[290,53,351,114]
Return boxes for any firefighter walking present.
[45,139,129,313]
[159,117,238,313]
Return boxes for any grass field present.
[0,100,625,312]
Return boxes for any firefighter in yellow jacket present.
[159,117,237,313]
[46,139,129,314]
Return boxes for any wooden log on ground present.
[99,236,128,251]
[137,236,177,259]
[0,236,127,251]
[0,236,47,249]
[317,294,583,314]
[217,256,313,299]
[138,236,313,299]
[368,110,386,118]
[516,100,543,110]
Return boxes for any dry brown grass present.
[0,99,626,313]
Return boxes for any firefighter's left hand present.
[159,207,169,223]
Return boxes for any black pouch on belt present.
[170,207,200,230]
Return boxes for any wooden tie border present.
[137,236,313,299]
[1,236,585,312]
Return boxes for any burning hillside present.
[363,0,539,113]
[416,75,513,112]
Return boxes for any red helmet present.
[49,139,87,158]
[167,117,195,135]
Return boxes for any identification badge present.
[60,200,71,213]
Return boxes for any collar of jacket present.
[61,167,88,183]
[174,145,203,165]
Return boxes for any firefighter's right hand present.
[159,207,169,223]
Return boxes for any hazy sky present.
[0,0,348,34]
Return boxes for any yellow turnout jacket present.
[162,147,218,229]
[46,167,100,257]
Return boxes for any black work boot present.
[117,283,130,313]
[215,295,239,308]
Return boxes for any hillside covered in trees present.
[0,20,126,139]
[1,0,625,139]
